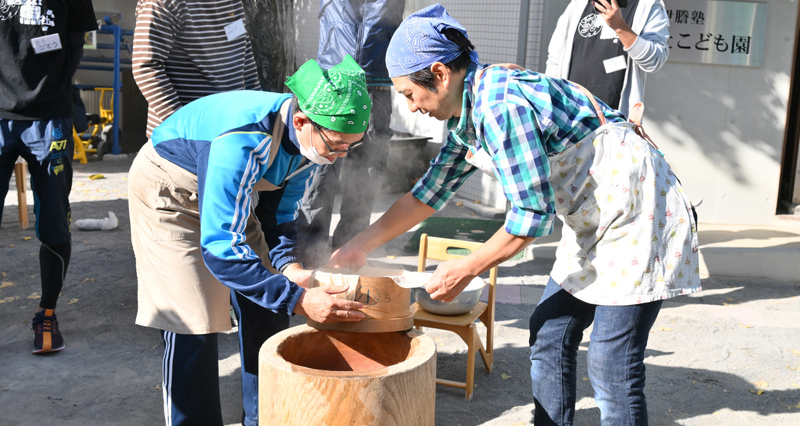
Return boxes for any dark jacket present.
[317,0,405,86]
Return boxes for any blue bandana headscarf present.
[385,4,480,78]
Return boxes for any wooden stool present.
[413,234,497,401]
[13,158,28,229]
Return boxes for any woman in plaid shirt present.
[332,4,700,425]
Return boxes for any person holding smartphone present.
[545,0,669,118]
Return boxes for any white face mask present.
[299,133,333,165]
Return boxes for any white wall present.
[642,0,798,225]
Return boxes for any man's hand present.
[426,258,477,302]
[593,0,623,27]
[293,285,365,323]
[592,0,637,48]
[282,263,313,288]
[327,244,369,270]
[425,228,535,302]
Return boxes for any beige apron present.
[465,75,701,305]
[129,100,297,334]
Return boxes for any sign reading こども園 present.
[665,1,767,67]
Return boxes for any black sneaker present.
[32,309,65,354]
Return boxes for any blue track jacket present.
[150,91,320,315]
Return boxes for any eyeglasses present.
[313,123,363,154]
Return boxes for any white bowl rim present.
[407,273,487,292]
[463,276,487,292]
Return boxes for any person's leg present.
[587,300,663,426]
[331,88,392,248]
[17,118,74,353]
[38,242,71,309]
[231,290,290,426]
[529,278,596,426]
[30,241,71,353]
[161,330,223,426]
[25,118,74,307]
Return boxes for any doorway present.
[777,7,800,214]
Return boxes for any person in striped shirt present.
[331,5,700,425]
[132,0,262,138]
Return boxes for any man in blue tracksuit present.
[128,56,371,426]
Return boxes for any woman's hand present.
[424,228,535,302]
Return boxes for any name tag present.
[224,18,247,41]
[31,33,62,54]
[603,55,627,74]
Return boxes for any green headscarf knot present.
[285,55,372,134]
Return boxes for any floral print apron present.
[465,83,701,305]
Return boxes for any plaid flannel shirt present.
[411,63,625,238]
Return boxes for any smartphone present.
[592,0,628,13]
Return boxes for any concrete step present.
[694,221,800,283]
[529,220,800,284]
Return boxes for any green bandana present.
[285,55,372,134]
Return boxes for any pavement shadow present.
[639,363,800,425]
[3,155,797,425]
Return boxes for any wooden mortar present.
[259,324,437,426]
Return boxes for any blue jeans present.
[529,278,662,426]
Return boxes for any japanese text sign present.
[665,1,767,67]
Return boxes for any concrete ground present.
[1,154,800,425]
